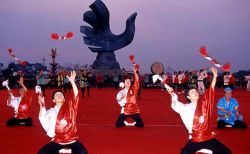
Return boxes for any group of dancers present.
[2,58,248,154]
[5,71,88,153]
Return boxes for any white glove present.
[119,82,125,88]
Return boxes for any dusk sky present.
[0,0,250,73]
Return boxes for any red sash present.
[192,87,215,142]
[16,91,32,119]
[54,94,79,143]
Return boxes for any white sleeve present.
[116,90,127,107]
[39,107,50,132]
[170,94,184,113]
[7,96,19,108]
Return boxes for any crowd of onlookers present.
[1,68,250,92]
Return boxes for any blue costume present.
[216,87,247,129]
[217,97,242,125]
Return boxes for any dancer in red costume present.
[5,77,33,126]
[115,58,144,128]
[166,67,231,154]
[38,71,88,154]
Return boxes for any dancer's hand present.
[227,111,232,116]
[131,64,139,72]
[67,71,78,97]
[67,71,76,83]
[38,95,45,107]
[210,67,218,78]
[18,76,27,91]
[166,86,175,96]
[210,67,218,89]
[167,87,177,102]
[18,77,24,86]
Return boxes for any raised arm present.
[166,87,184,113]
[38,95,45,116]
[38,95,52,133]
[210,67,218,89]
[36,72,41,80]
[18,77,27,91]
[132,65,139,82]
[7,90,14,106]
[67,71,78,97]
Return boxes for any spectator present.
[217,87,247,129]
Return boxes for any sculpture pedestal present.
[91,69,122,76]
[93,51,121,70]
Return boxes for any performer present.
[57,71,64,91]
[113,71,120,89]
[79,69,91,97]
[115,64,144,128]
[96,72,104,89]
[166,67,231,154]
[197,69,208,95]
[36,69,46,96]
[223,72,231,89]
[217,87,247,129]
[172,71,178,91]
[38,71,88,154]
[177,71,185,94]
[63,71,71,93]
[189,71,197,89]
[228,74,235,89]
[6,77,33,126]
[182,71,189,92]
[245,74,250,91]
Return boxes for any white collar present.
[54,105,60,114]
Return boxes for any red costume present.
[54,94,80,144]
[192,87,214,142]
[124,74,140,115]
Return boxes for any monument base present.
[92,51,121,70]
[91,69,122,76]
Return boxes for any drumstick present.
[152,74,174,96]
[2,80,10,91]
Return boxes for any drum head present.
[151,62,164,75]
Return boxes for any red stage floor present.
[0,88,249,154]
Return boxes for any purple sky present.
[0,0,250,73]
